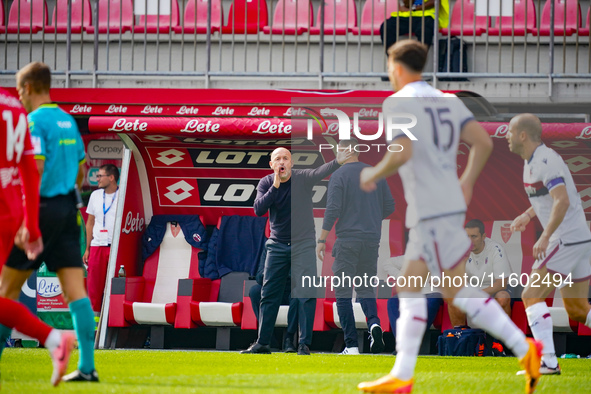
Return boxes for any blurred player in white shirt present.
[357,40,542,394]
[507,113,591,376]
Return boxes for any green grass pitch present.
[1,349,590,393]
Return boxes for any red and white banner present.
[37,277,69,312]
[89,116,591,143]
[89,117,293,138]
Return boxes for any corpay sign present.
[87,140,125,160]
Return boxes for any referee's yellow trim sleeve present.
[79,158,86,165]
[34,155,46,161]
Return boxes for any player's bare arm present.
[458,120,493,205]
[532,185,569,261]
[83,214,95,266]
[35,158,45,184]
[77,162,86,189]
[360,137,412,192]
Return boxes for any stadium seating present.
[86,0,133,34]
[179,272,247,349]
[263,0,314,35]
[134,0,180,34]
[45,0,92,34]
[537,0,582,36]
[173,0,223,34]
[177,215,265,348]
[578,7,590,36]
[487,0,537,36]
[351,0,398,36]
[440,0,490,37]
[221,0,269,34]
[309,0,357,35]
[7,0,48,34]
[108,219,206,347]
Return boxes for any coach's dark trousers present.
[250,281,298,337]
[332,239,380,348]
[258,239,317,346]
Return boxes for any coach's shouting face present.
[270,147,293,188]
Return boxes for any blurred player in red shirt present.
[0,87,74,387]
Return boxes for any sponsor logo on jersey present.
[524,181,548,198]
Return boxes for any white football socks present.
[44,329,61,352]
[453,287,529,359]
[526,302,557,368]
[391,294,427,381]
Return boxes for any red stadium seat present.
[351,0,398,36]
[221,0,269,34]
[488,0,537,36]
[309,0,357,35]
[263,0,314,35]
[134,0,179,34]
[7,0,48,34]
[187,272,246,327]
[108,221,203,339]
[45,0,92,34]
[440,0,490,37]
[578,7,590,36]
[537,0,582,36]
[86,0,133,34]
[173,0,223,34]
[177,215,265,349]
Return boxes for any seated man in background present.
[380,0,449,52]
[448,219,513,355]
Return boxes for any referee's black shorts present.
[6,192,84,272]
